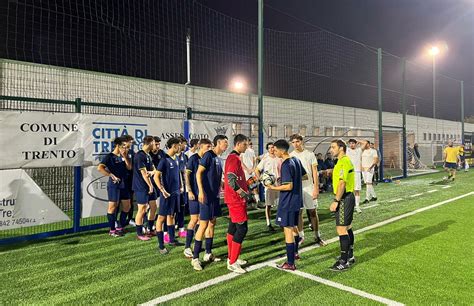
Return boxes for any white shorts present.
[362,170,374,184]
[302,185,318,210]
[264,188,279,207]
[354,171,362,191]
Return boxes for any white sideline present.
[270,267,404,306]
[361,204,379,209]
[442,185,452,189]
[409,193,423,198]
[427,189,438,193]
[141,191,474,305]
[387,198,403,203]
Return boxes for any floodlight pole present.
[461,81,465,144]
[377,48,384,181]
[401,58,407,178]
[257,0,264,157]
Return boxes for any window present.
[428,133,432,141]
[284,125,293,138]
[268,124,277,138]
[312,126,320,136]
[299,125,307,137]
[251,123,258,137]
[232,123,242,136]
[423,133,427,141]
[438,134,441,141]
[325,127,333,136]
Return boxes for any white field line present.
[427,189,438,193]
[442,185,452,189]
[409,193,424,198]
[141,191,474,305]
[361,204,379,209]
[270,267,404,306]
[387,198,403,203]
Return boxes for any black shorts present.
[335,193,355,226]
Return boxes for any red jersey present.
[224,151,248,206]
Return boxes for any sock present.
[119,211,128,228]
[339,235,350,262]
[168,224,175,242]
[347,229,354,258]
[266,216,270,226]
[371,186,376,198]
[148,220,155,231]
[107,213,116,231]
[230,241,242,265]
[299,230,305,239]
[136,225,143,236]
[193,240,202,259]
[355,195,360,208]
[286,243,295,265]
[226,234,234,259]
[294,235,300,254]
[157,231,164,249]
[366,186,372,200]
[205,237,213,254]
[185,229,194,248]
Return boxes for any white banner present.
[188,120,233,159]
[0,169,70,230]
[0,111,83,168]
[81,166,109,218]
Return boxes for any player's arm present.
[185,170,195,200]
[312,163,319,199]
[120,149,132,170]
[140,168,154,194]
[443,149,447,162]
[196,165,206,203]
[268,182,292,191]
[227,172,252,201]
[97,163,120,183]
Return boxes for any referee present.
[328,139,356,271]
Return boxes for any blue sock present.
[119,212,128,228]
[294,235,300,254]
[136,225,143,236]
[157,231,164,249]
[205,237,213,254]
[193,240,202,259]
[107,213,116,231]
[286,243,295,265]
[185,229,194,248]
[168,224,176,242]
[148,220,155,231]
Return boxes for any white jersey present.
[257,155,282,180]
[290,149,318,187]
[362,148,378,169]
[241,148,256,169]
[346,147,362,172]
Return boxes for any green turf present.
[0,170,472,304]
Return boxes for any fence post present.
[377,48,384,181]
[73,98,82,232]
[461,81,464,144]
[401,58,407,178]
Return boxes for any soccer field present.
[1,170,473,305]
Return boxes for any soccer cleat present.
[267,224,276,232]
[183,248,193,258]
[109,230,121,237]
[227,262,247,274]
[168,240,185,247]
[116,227,125,235]
[370,197,377,202]
[136,235,151,241]
[330,259,350,271]
[203,253,222,262]
[128,219,136,227]
[276,262,296,271]
[146,230,157,237]
[348,256,356,265]
[362,199,370,204]
[158,248,169,255]
[164,233,170,244]
[356,206,363,214]
[227,258,248,266]
[191,258,203,271]
[295,253,301,260]
[179,230,187,238]
[315,236,327,247]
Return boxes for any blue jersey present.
[99,152,129,187]
[279,157,306,212]
[199,150,223,200]
[150,150,166,169]
[178,152,188,190]
[186,153,201,196]
[132,150,154,192]
[157,154,181,195]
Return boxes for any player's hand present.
[119,148,127,157]
[330,201,339,212]
[110,174,120,184]
[198,192,206,204]
[147,170,155,177]
[180,187,184,194]
[312,189,319,200]
[161,189,170,198]
[266,185,274,190]
[188,191,195,201]
[148,186,154,194]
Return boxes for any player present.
[131,135,157,241]
[289,134,326,246]
[361,140,378,203]
[177,136,189,238]
[346,139,363,213]
[186,138,200,158]
[328,139,356,271]
[97,136,132,237]
[267,139,306,270]
[154,137,183,255]
[183,138,212,258]
[191,135,228,271]
[122,134,136,226]
[241,141,260,205]
[225,134,253,274]
[255,142,281,231]
[443,140,460,181]
[148,136,165,235]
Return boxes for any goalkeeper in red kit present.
[224,134,253,274]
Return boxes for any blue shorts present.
[107,186,131,202]
[159,194,180,216]
[444,162,457,169]
[135,190,158,205]
[199,199,222,221]
[189,200,200,215]
[275,209,299,227]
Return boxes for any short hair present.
[122,134,134,142]
[166,137,181,149]
[153,136,161,143]
[178,136,188,145]
[273,139,290,152]
[199,138,212,146]
[316,153,323,158]
[113,136,125,147]
[190,138,199,147]
[143,135,155,146]
[331,139,347,153]
[266,142,274,150]
[289,134,303,142]
[348,138,357,144]
[213,134,228,146]
[234,134,248,146]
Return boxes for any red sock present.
[230,240,242,265]
[227,234,233,259]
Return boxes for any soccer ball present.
[260,171,276,187]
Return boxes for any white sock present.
[299,230,305,238]
[371,185,377,198]
[355,195,360,207]
[266,218,270,226]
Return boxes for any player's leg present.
[147,200,157,236]
[227,221,248,273]
[354,172,362,213]
[293,226,300,259]
[191,204,211,270]
[107,201,120,237]
[135,198,150,241]
[156,214,168,254]
[297,209,305,245]
[226,220,237,264]
[203,217,220,262]
[331,193,354,271]
[307,208,326,246]
[264,188,275,231]
[276,211,297,270]
[117,197,131,234]
[184,200,200,257]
